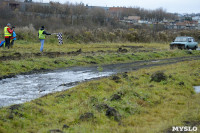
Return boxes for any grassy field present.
[0,41,200,79]
[0,60,199,133]
[0,41,200,132]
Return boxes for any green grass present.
[0,60,200,133]
[0,41,200,78]
[0,41,168,56]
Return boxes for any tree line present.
[1,1,199,43]
[0,1,178,30]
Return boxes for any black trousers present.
[5,38,10,49]
[11,40,14,47]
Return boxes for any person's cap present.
[7,23,11,26]
[41,26,44,28]
[12,26,15,28]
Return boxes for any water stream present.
[0,59,149,107]
[1,56,200,107]
[0,66,115,107]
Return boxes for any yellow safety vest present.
[4,26,12,37]
[39,30,45,39]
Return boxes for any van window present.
[188,38,194,42]
[174,37,187,42]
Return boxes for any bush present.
[15,24,37,42]
[13,25,200,44]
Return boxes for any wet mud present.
[0,45,146,61]
[0,55,200,107]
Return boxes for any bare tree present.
[89,7,107,26]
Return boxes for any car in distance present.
[170,36,198,50]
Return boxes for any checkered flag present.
[57,33,63,45]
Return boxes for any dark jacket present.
[38,28,51,36]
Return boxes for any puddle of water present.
[194,86,200,93]
[0,67,114,107]
[151,60,160,63]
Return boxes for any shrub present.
[15,24,37,41]
[12,25,200,43]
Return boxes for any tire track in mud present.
[59,55,200,87]
[0,55,200,107]
[0,46,156,61]
[0,55,200,81]
[101,55,200,72]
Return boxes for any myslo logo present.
[172,126,198,132]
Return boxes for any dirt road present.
[0,55,200,107]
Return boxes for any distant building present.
[176,22,186,29]
[1,0,51,12]
[2,0,21,10]
[123,16,141,23]
[192,16,200,21]
[138,20,149,24]
[165,20,198,30]
[86,5,109,11]
[109,7,125,18]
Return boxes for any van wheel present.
[170,45,174,50]
[193,46,197,50]
[180,45,185,50]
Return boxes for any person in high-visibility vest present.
[38,26,51,52]
[4,23,13,49]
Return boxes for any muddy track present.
[1,55,200,81]
[102,55,200,72]
[0,46,154,61]
[58,55,200,87]
[0,50,81,61]
[0,50,108,61]
[0,55,200,107]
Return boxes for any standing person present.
[38,26,51,52]
[4,23,13,49]
[10,26,16,48]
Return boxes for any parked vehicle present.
[170,36,198,50]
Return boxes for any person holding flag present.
[38,26,51,52]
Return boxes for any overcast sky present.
[40,0,200,14]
